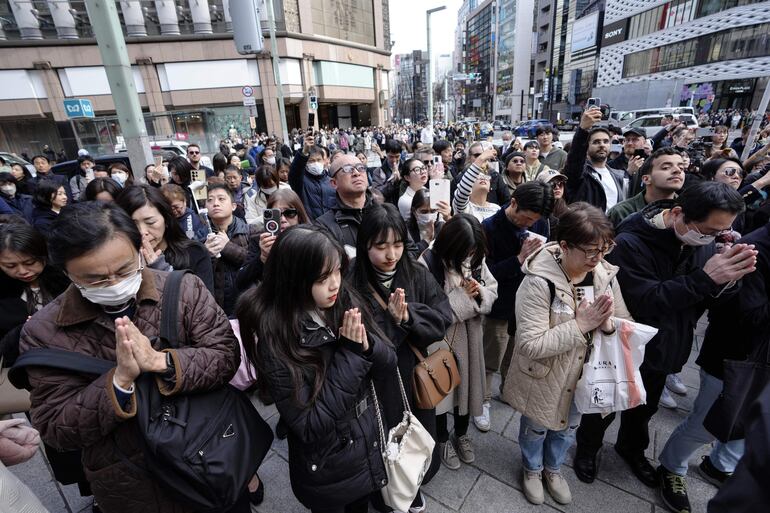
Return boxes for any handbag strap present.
[369,381,387,450]
[159,270,188,349]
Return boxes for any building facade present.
[593,0,770,112]
[494,0,534,124]
[392,50,429,123]
[463,0,496,120]
[0,0,391,156]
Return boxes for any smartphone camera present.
[263,208,281,236]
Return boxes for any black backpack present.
[11,271,273,512]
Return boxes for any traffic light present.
[231,0,264,54]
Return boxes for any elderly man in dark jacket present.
[655,219,768,512]
[573,183,757,495]
[563,108,626,212]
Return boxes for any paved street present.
[10,320,717,513]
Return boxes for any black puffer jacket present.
[697,222,770,379]
[358,264,452,484]
[259,316,397,508]
[607,202,729,374]
[563,127,626,211]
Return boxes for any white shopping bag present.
[574,318,658,416]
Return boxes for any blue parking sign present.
[64,99,95,119]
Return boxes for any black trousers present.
[576,367,668,456]
[310,494,370,513]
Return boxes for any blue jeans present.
[519,402,581,472]
[659,368,745,476]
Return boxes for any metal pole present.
[426,6,446,127]
[265,0,289,144]
[741,79,770,162]
[85,0,152,180]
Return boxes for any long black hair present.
[353,203,413,299]
[236,225,384,407]
[432,213,487,276]
[85,177,122,201]
[167,156,193,186]
[115,184,195,268]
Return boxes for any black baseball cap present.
[623,127,647,138]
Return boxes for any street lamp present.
[426,5,446,128]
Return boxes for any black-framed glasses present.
[188,151,200,155]
[510,158,525,164]
[421,160,435,166]
[409,165,427,174]
[470,153,482,158]
[334,164,367,176]
[281,208,299,219]
[573,242,616,259]
[551,180,566,188]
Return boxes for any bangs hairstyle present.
[432,213,487,275]
[266,189,310,224]
[47,201,142,268]
[32,179,63,208]
[236,225,384,407]
[556,202,614,248]
[701,157,744,181]
[353,203,413,298]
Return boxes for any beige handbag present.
[0,357,31,415]
[370,370,436,512]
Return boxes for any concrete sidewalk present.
[10,323,717,513]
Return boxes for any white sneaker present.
[473,402,491,432]
[660,387,678,409]
[666,374,688,395]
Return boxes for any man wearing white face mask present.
[17,201,242,512]
[574,181,758,491]
[288,134,336,220]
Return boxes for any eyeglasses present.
[720,167,743,177]
[470,153,482,158]
[188,151,200,155]
[687,223,732,238]
[551,180,565,188]
[409,166,427,174]
[333,164,367,176]
[573,242,616,259]
[71,258,144,288]
[421,160,435,166]
[510,159,525,164]
[281,208,299,219]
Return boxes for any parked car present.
[621,114,698,139]
[0,152,36,176]
[513,119,552,138]
[52,154,133,180]
[115,139,189,157]
[556,119,579,131]
[493,121,511,131]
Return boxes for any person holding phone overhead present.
[453,147,502,222]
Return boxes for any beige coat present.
[419,257,498,417]
[502,243,633,431]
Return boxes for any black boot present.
[615,445,657,487]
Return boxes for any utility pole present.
[265,0,289,144]
[426,5,446,126]
[85,0,152,179]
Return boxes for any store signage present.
[63,99,95,119]
[728,83,753,94]
[602,19,629,46]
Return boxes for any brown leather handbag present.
[368,286,461,409]
[409,326,461,409]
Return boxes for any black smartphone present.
[634,149,648,159]
[307,112,315,129]
[263,208,282,236]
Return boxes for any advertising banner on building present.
[571,12,600,53]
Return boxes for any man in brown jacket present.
[19,202,241,513]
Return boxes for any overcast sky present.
[388,0,464,59]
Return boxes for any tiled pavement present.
[10,319,717,513]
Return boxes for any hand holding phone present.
[429,179,451,209]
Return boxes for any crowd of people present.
[1,106,770,513]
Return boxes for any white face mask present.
[76,269,143,307]
[0,184,16,196]
[675,227,715,246]
[416,212,434,226]
[265,157,276,165]
[261,185,277,195]
[306,162,325,176]
[111,172,127,186]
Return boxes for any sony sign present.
[602,19,628,46]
